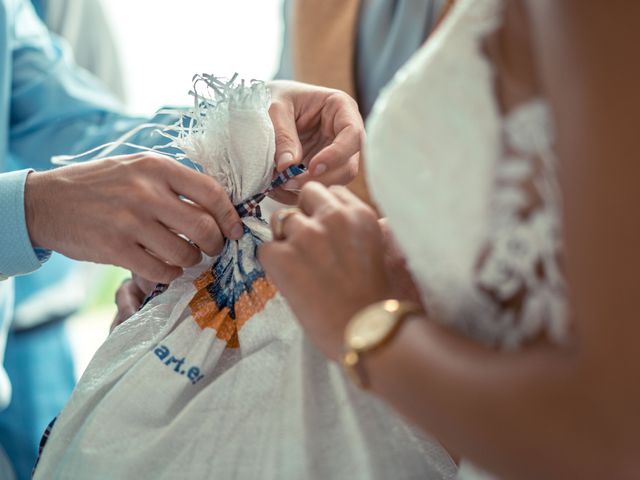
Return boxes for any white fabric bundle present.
[34,76,456,480]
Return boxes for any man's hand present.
[25,153,244,283]
[112,274,155,331]
[268,81,364,204]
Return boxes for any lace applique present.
[365,0,570,352]
[474,100,569,349]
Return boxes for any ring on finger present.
[272,207,303,241]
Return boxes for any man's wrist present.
[25,171,53,263]
[24,170,48,249]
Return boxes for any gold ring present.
[272,207,303,241]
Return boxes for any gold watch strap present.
[341,300,422,389]
[342,350,369,389]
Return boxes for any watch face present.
[346,300,400,351]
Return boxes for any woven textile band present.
[234,164,306,218]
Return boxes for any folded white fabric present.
[34,75,456,480]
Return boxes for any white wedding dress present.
[366,0,569,478]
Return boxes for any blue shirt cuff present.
[0,169,50,278]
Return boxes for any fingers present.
[274,184,360,227]
[270,99,303,172]
[270,208,313,242]
[115,280,139,317]
[270,207,305,241]
[293,182,379,241]
[307,125,363,181]
[132,273,157,297]
[268,153,359,204]
[306,90,364,180]
[297,181,343,216]
[156,198,225,257]
[164,162,244,240]
[270,85,363,183]
[142,221,202,268]
[328,184,368,208]
[268,187,300,205]
[124,246,183,284]
[309,154,360,188]
[113,279,147,331]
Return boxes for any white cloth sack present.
[34,77,456,480]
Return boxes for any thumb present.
[270,101,303,172]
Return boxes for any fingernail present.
[284,179,300,191]
[231,223,244,240]
[278,152,294,167]
[313,164,327,176]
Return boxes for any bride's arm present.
[260,2,640,479]
[366,2,640,473]
[261,182,619,479]
[364,316,610,479]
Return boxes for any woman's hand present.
[267,81,364,204]
[112,274,156,331]
[258,182,392,360]
[25,153,244,283]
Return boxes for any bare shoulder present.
[520,0,640,82]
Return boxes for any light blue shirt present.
[356,0,444,118]
[0,0,176,407]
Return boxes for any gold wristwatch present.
[342,299,423,389]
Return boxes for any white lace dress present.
[366,0,569,477]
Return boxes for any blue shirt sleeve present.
[273,0,293,80]
[0,169,46,278]
[0,0,180,278]
[8,0,175,171]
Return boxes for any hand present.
[267,81,364,204]
[258,182,392,360]
[25,153,244,283]
[112,274,156,331]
